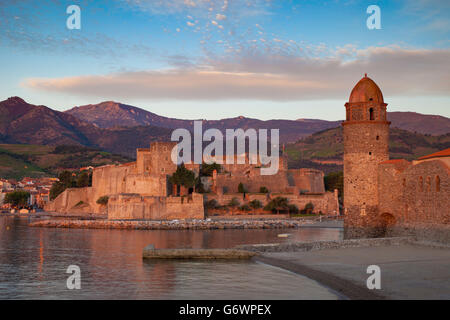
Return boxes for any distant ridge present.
[1,97,449,159]
[65,101,342,143]
[66,101,450,137]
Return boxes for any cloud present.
[23,46,450,102]
[216,13,226,20]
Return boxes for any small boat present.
[277,233,292,238]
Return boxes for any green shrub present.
[228,197,240,208]
[205,199,219,209]
[259,186,269,193]
[239,204,251,211]
[238,182,247,193]
[74,201,84,207]
[303,202,314,214]
[264,197,289,214]
[96,196,109,206]
[249,199,263,210]
[288,204,299,214]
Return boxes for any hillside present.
[65,101,342,143]
[66,101,449,140]
[0,144,132,179]
[0,97,172,157]
[286,127,450,174]
[388,112,450,136]
[1,97,449,161]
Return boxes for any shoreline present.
[250,238,450,300]
[254,255,384,300]
[28,218,326,230]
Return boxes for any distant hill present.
[0,144,132,179]
[65,101,342,143]
[388,112,450,136]
[66,101,449,140]
[286,127,450,174]
[1,97,449,161]
[0,97,172,158]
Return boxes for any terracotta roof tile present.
[418,148,450,160]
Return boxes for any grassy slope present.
[286,127,450,174]
[0,144,132,179]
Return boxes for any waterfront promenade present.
[254,242,450,300]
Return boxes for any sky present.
[0,0,449,121]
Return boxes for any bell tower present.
[343,74,390,238]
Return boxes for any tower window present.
[376,135,379,140]
[436,176,440,192]
[369,152,372,155]
[369,108,374,120]
[419,177,423,192]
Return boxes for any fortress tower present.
[343,74,390,238]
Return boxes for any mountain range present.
[1,97,449,158]
[67,101,450,136]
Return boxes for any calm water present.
[0,216,343,300]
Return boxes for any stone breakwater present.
[29,218,314,230]
[237,237,413,252]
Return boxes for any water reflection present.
[0,216,342,299]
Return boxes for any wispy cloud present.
[24,46,450,101]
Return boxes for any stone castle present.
[46,142,339,219]
[45,74,449,243]
[343,74,449,242]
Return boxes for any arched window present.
[369,108,374,120]
[436,176,440,192]
[419,176,423,192]
[426,176,431,192]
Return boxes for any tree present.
[288,204,299,214]
[264,197,289,214]
[205,199,219,210]
[249,199,263,214]
[58,170,75,188]
[259,186,269,193]
[76,172,90,188]
[239,204,251,211]
[200,162,222,176]
[303,202,314,214]
[5,191,30,208]
[228,197,240,208]
[50,170,76,200]
[238,182,247,193]
[324,171,343,203]
[169,164,196,188]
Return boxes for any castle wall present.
[44,187,96,214]
[378,159,450,243]
[108,193,204,220]
[215,172,291,194]
[204,191,339,215]
[288,169,325,193]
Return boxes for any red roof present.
[418,148,450,161]
[380,159,409,165]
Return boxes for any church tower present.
[343,74,390,238]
